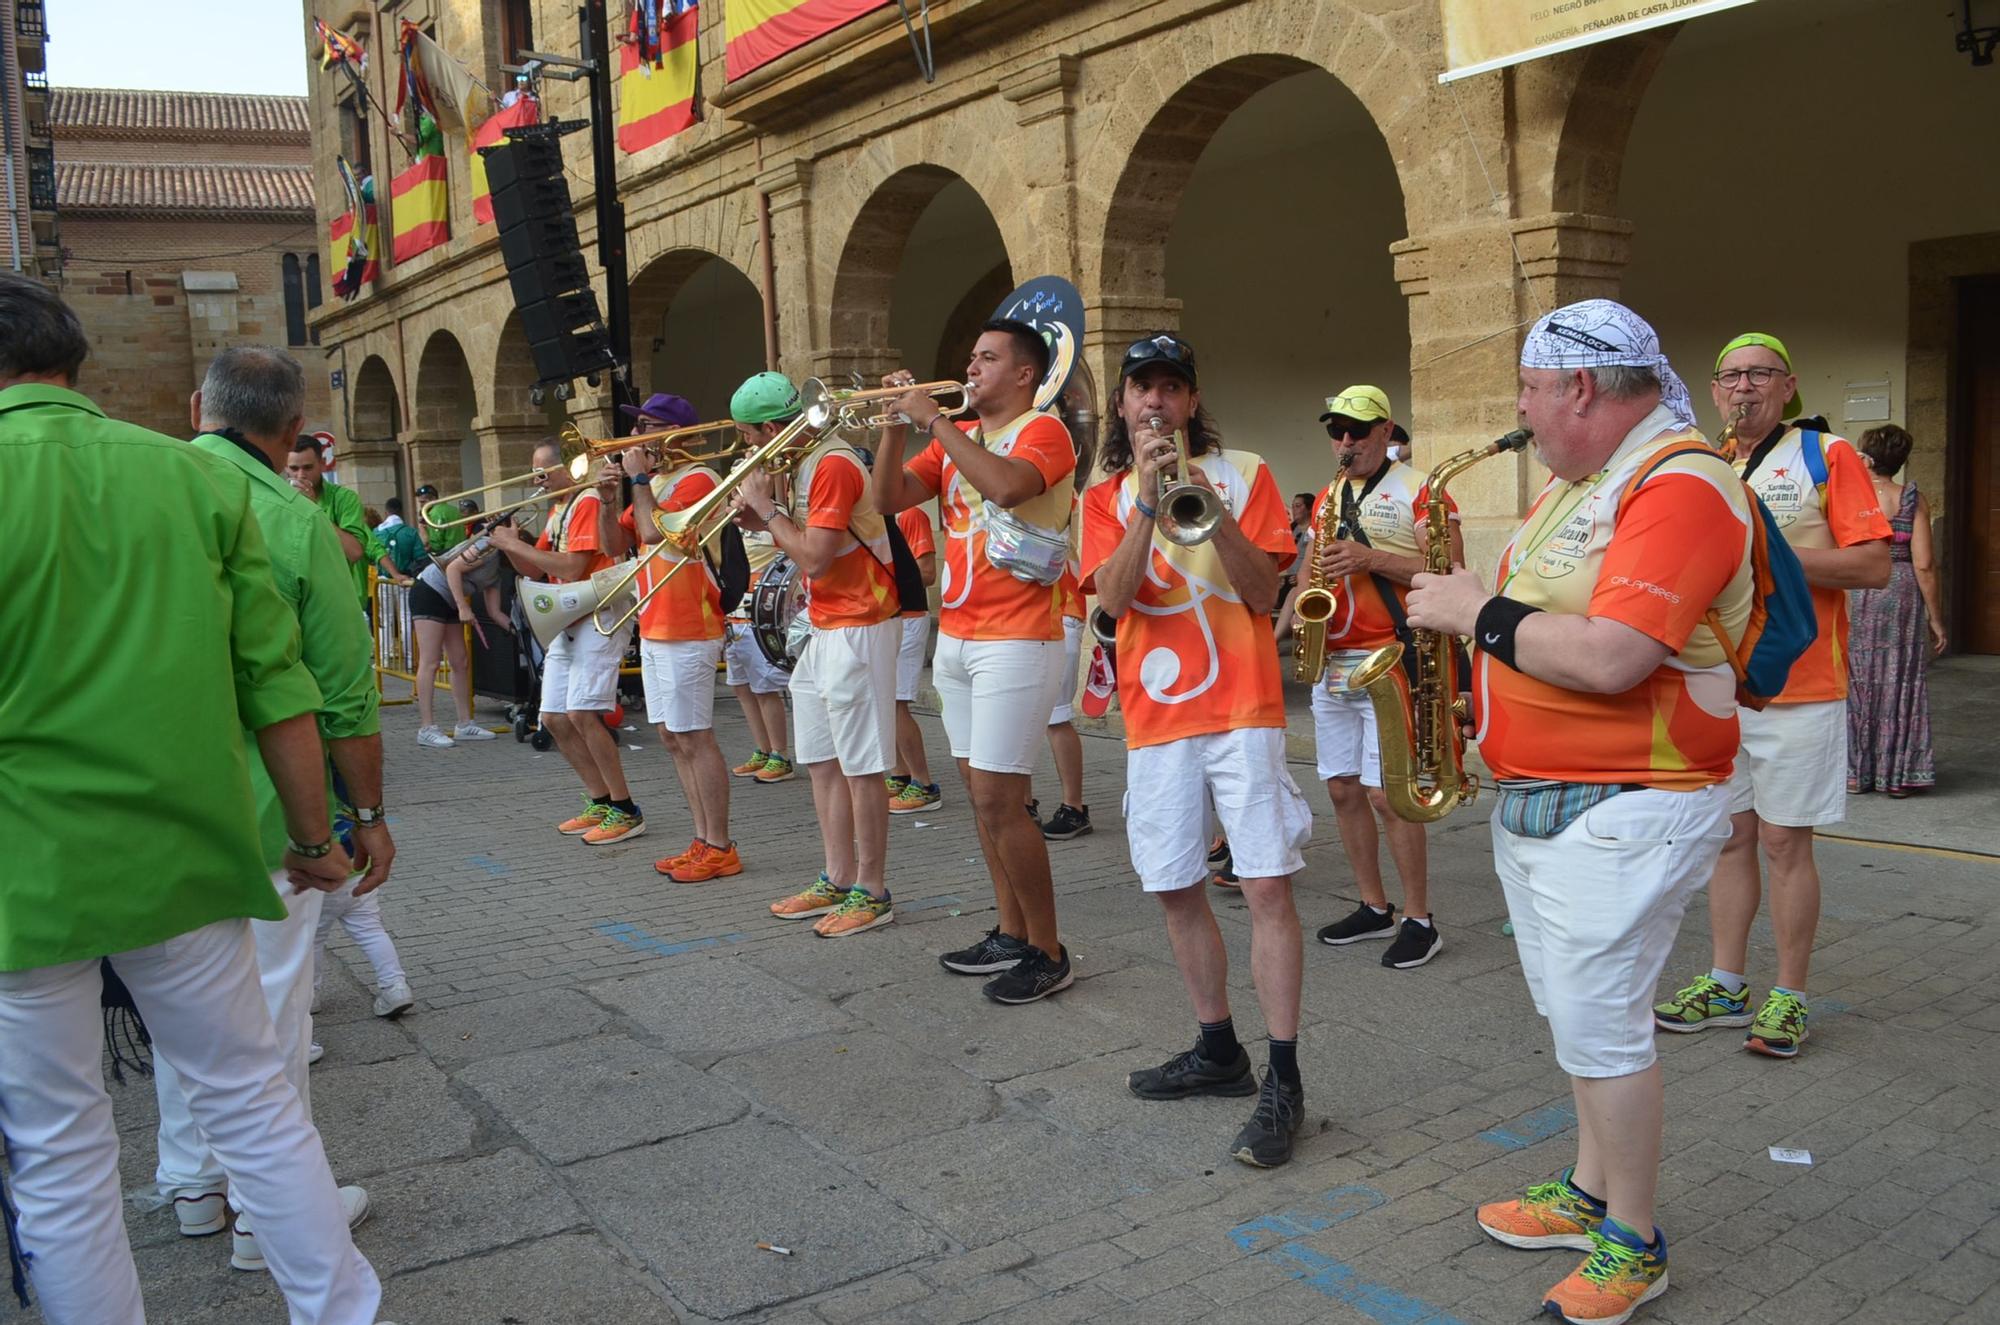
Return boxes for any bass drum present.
[749,553,811,672]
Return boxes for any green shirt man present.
[0,385,325,970]
[282,442,395,607]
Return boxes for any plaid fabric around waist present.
[1493,779,1643,840]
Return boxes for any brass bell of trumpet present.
[1151,416,1223,547]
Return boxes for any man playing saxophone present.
[1407,300,1753,1325]
[1286,385,1461,970]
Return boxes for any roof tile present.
[49,87,310,143]
[56,163,316,218]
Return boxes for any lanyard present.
[1335,461,1392,543]
[1499,470,1608,597]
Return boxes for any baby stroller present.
[504,582,554,749]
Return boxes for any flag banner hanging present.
[618,2,701,153]
[390,156,450,264]
[470,96,542,226]
[397,20,492,136]
[329,205,379,300]
[725,0,889,81]
[1438,0,1759,82]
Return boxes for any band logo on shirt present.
[1755,470,1807,526]
[1536,497,1603,580]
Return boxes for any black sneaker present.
[981,946,1074,1004]
[939,927,1030,975]
[1381,918,1443,969]
[1127,1041,1256,1100]
[1316,901,1397,946]
[1206,836,1232,870]
[1042,804,1092,841]
[1230,1068,1305,1168]
[1025,798,1041,828]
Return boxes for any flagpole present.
[580,0,636,415]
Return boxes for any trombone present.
[821,379,971,429]
[1151,416,1224,546]
[556,418,747,471]
[420,450,597,530]
[591,378,844,635]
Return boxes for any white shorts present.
[1493,784,1732,1078]
[791,618,898,776]
[639,636,721,732]
[932,634,1069,775]
[1123,728,1312,890]
[1727,699,1846,828]
[723,622,788,695]
[541,618,628,713]
[895,615,929,703]
[1311,683,1382,787]
[1048,615,1084,725]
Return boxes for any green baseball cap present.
[730,371,802,425]
[1715,332,1804,416]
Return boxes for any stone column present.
[474,412,560,489]
[338,435,402,510]
[1082,295,1183,429]
[998,55,1081,280]
[403,428,466,500]
[759,160,819,382]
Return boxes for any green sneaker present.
[1476,1168,1606,1250]
[770,872,846,918]
[1652,975,1752,1033]
[731,749,771,778]
[755,753,796,783]
[814,888,894,938]
[1542,1220,1668,1324]
[885,773,910,798]
[1745,990,1809,1058]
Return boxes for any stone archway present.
[630,248,766,421]
[343,353,403,503]
[411,330,480,494]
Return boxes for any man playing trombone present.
[599,393,742,883]
[490,438,644,845]
[870,321,1077,1005]
[729,373,902,937]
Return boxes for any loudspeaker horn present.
[518,568,638,648]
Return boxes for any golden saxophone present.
[1346,427,1533,823]
[1290,451,1353,684]
[1715,402,1749,456]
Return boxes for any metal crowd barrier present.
[370,572,471,707]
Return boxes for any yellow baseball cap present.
[1319,385,1392,425]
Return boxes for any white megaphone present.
[518,567,638,648]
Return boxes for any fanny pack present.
[983,504,1069,584]
[1493,779,1640,839]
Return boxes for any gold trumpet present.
[1291,451,1354,684]
[1151,416,1223,546]
[420,450,597,530]
[824,379,971,429]
[591,379,844,635]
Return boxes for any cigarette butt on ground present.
[756,1241,792,1255]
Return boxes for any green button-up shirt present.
[314,478,387,607]
[0,385,321,971]
[195,434,381,869]
[424,517,467,558]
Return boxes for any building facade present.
[1,0,58,281]
[307,0,2000,652]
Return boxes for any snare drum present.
[749,553,811,671]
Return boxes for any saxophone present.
[1715,402,1749,457]
[1290,452,1353,684]
[1347,427,1534,823]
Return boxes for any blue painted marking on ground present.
[465,854,510,877]
[595,922,747,958]
[1230,1187,1466,1323]
[896,895,964,914]
[1815,997,1849,1017]
[1478,1101,1579,1150]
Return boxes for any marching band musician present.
[490,438,644,845]
[1406,300,1754,1325]
[725,521,796,784]
[1082,332,1315,1167]
[870,321,1079,1005]
[1287,385,1459,970]
[598,393,742,884]
[886,503,943,813]
[729,372,903,937]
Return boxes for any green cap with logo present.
[730,371,803,425]
[1715,332,1804,416]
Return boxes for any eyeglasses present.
[1714,366,1788,388]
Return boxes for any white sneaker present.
[452,719,497,741]
[173,1191,227,1237]
[373,979,415,1018]
[307,1041,324,1065]
[416,725,455,749]
[232,1185,369,1271]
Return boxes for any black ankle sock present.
[1267,1036,1301,1089]
[1198,1017,1240,1064]
[589,794,612,806]
[611,798,639,816]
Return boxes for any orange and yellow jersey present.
[905,411,1075,642]
[1056,492,1085,622]
[1737,426,1890,703]
[895,505,936,620]
[1080,449,1294,750]
[1307,459,1455,653]
[536,489,613,583]
[1475,411,1756,790]
[619,465,724,642]
[790,441,897,630]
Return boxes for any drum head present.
[750,555,807,671]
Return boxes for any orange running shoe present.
[754,753,796,783]
[770,873,845,918]
[1542,1222,1667,1325]
[558,799,611,836]
[813,888,893,937]
[670,841,743,883]
[653,839,703,876]
[731,750,771,778]
[1477,1169,1606,1250]
[582,806,645,845]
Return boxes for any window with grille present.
[283,254,308,346]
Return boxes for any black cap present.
[1120,333,1197,388]
[416,483,439,498]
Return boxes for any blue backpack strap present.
[1798,429,1829,501]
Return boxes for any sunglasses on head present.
[1121,334,1196,373]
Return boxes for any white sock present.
[1709,967,1746,993]
[1366,903,1390,915]
[1408,915,1432,929]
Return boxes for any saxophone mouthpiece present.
[1496,428,1534,452]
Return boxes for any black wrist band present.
[1475,596,1542,672]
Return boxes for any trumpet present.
[591,379,844,635]
[558,418,746,471]
[822,379,971,429]
[420,450,596,530]
[1291,451,1354,684]
[1150,416,1224,546]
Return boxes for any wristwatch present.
[289,837,334,859]
[764,504,787,525]
[353,805,387,828]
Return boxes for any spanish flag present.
[618,3,700,154]
[390,156,449,264]
[725,0,887,80]
[469,96,542,226]
[328,205,379,300]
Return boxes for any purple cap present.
[619,392,699,430]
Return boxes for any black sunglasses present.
[1325,419,1378,441]
[1121,334,1197,375]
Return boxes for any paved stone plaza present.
[46,660,2000,1324]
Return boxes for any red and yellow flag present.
[618,4,700,153]
[724,0,887,80]
[469,96,542,226]
[328,205,379,300]
[390,156,449,264]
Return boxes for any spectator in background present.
[286,440,405,604]
[419,482,467,559]
[375,497,427,576]
[1847,424,1945,797]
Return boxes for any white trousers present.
[0,917,380,1325]
[315,875,407,993]
[157,877,321,1199]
